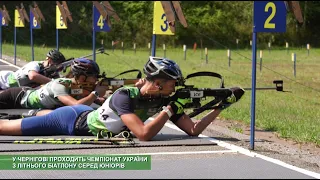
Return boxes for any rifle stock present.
[153,87,232,118]
[95,69,142,93]
[176,88,232,117]
[69,80,140,98]
[99,79,139,86]
[98,78,139,92]
[69,69,142,97]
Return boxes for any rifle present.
[40,57,75,78]
[0,69,142,119]
[98,69,142,92]
[40,47,109,79]
[142,71,284,118]
[69,69,142,97]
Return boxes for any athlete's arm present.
[57,93,98,106]
[53,80,107,106]
[121,112,170,141]
[172,109,221,136]
[28,70,52,85]
[111,90,171,141]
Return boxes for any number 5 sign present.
[56,5,67,29]
[254,1,286,32]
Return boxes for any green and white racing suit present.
[20,78,73,109]
[0,61,44,89]
[87,86,165,136]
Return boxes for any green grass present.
[2,43,320,146]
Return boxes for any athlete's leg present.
[35,110,53,116]
[0,120,23,135]
[0,105,93,136]
[21,105,93,136]
[0,87,25,109]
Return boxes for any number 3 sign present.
[153,1,174,35]
[254,1,286,32]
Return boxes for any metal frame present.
[92,1,120,27]
[56,1,73,26]
[16,3,30,24]
[160,1,188,33]
[285,1,303,24]
[29,1,45,22]
[0,5,11,25]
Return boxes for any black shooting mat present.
[0,109,37,117]
[0,106,101,118]
[0,105,99,118]
[0,121,218,152]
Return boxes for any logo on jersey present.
[71,89,83,95]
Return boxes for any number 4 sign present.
[93,5,110,32]
[254,1,286,32]
[92,1,120,32]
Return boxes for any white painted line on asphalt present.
[0,59,20,69]
[163,121,320,179]
[121,150,236,156]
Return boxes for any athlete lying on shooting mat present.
[0,57,244,141]
[0,49,66,91]
[0,58,108,111]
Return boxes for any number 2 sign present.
[254,1,286,32]
[250,1,287,150]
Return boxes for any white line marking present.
[120,150,236,156]
[159,120,320,179]
[0,59,21,69]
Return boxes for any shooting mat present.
[0,121,217,152]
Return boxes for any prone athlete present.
[0,56,245,141]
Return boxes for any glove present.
[219,87,245,110]
[176,98,192,106]
[168,98,192,115]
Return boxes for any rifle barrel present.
[244,87,276,90]
[80,49,107,58]
[243,87,283,91]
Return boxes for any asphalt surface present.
[0,54,319,179]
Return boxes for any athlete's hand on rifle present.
[94,96,107,105]
[135,78,146,88]
[94,85,109,98]
[168,98,192,115]
[218,87,245,110]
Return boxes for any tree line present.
[1,1,320,49]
